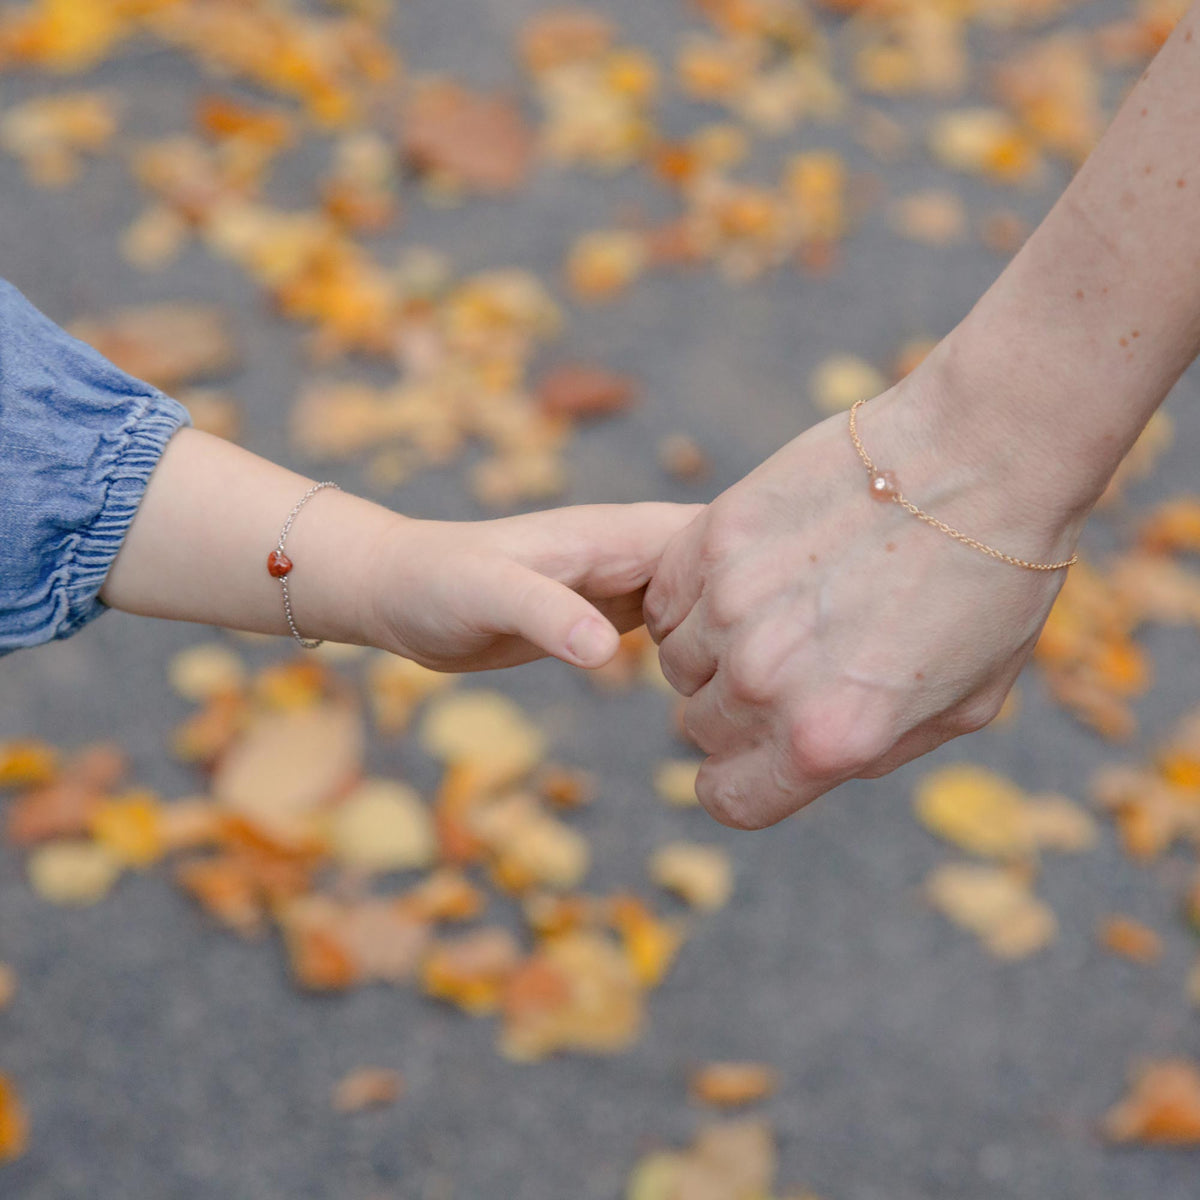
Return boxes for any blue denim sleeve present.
[0,279,192,654]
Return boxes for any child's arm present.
[99,427,699,672]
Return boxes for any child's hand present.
[367,502,704,672]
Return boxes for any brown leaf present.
[176,854,270,938]
[1098,915,1164,964]
[403,80,533,193]
[69,303,239,390]
[339,900,431,984]
[519,9,614,72]
[0,1073,28,1164]
[690,1062,780,1108]
[213,703,364,850]
[177,388,241,441]
[421,927,522,1014]
[397,868,487,923]
[658,434,711,482]
[1104,1060,1200,1145]
[500,931,643,1061]
[7,778,102,845]
[332,1067,404,1113]
[536,766,596,810]
[537,364,638,420]
[278,896,365,992]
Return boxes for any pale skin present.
[644,9,1200,828]
[100,429,701,673]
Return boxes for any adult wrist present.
[862,330,1094,566]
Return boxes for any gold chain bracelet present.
[847,399,1077,573]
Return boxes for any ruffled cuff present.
[55,389,191,640]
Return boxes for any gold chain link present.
[847,399,1077,573]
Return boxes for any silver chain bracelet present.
[266,481,341,649]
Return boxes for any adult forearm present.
[99,428,394,645]
[930,6,1200,521]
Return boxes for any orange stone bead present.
[267,550,293,577]
[868,470,899,501]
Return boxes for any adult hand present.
[643,364,1084,829]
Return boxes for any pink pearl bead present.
[868,470,899,501]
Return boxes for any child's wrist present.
[282,490,411,650]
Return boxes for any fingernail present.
[566,617,611,665]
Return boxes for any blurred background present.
[2,1,1200,1197]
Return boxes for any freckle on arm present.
[1178,178,1188,189]
[808,553,818,564]
[885,542,896,553]
[1120,336,1128,347]
[915,671,925,682]
[1074,288,1084,300]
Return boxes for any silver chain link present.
[274,481,340,649]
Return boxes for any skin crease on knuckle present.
[644,538,694,642]
[681,703,718,756]
[697,497,763,574]
[697,750,817,830]
[724,633,782,707]
[695,764,761,831]
[658,646,698,698]
[642,585,669,641]
[949,693,1006,737]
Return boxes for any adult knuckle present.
[725,638,775,704]
[657,647,686,694]
[698,504,750,569]
[697,770,767,831]
[951,698,1002,736]
[786,721,843,777]
[705,575,748,631]
[787,702,890,777]
[643,568,669,612]
[643,581,669,632]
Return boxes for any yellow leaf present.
[328,779,436,873]
[649,842,734,911]
[421,691,545,789]
[28,840,121,906]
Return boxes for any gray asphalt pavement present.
[2,2,1200,1198]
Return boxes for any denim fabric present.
[0,279,191,654]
